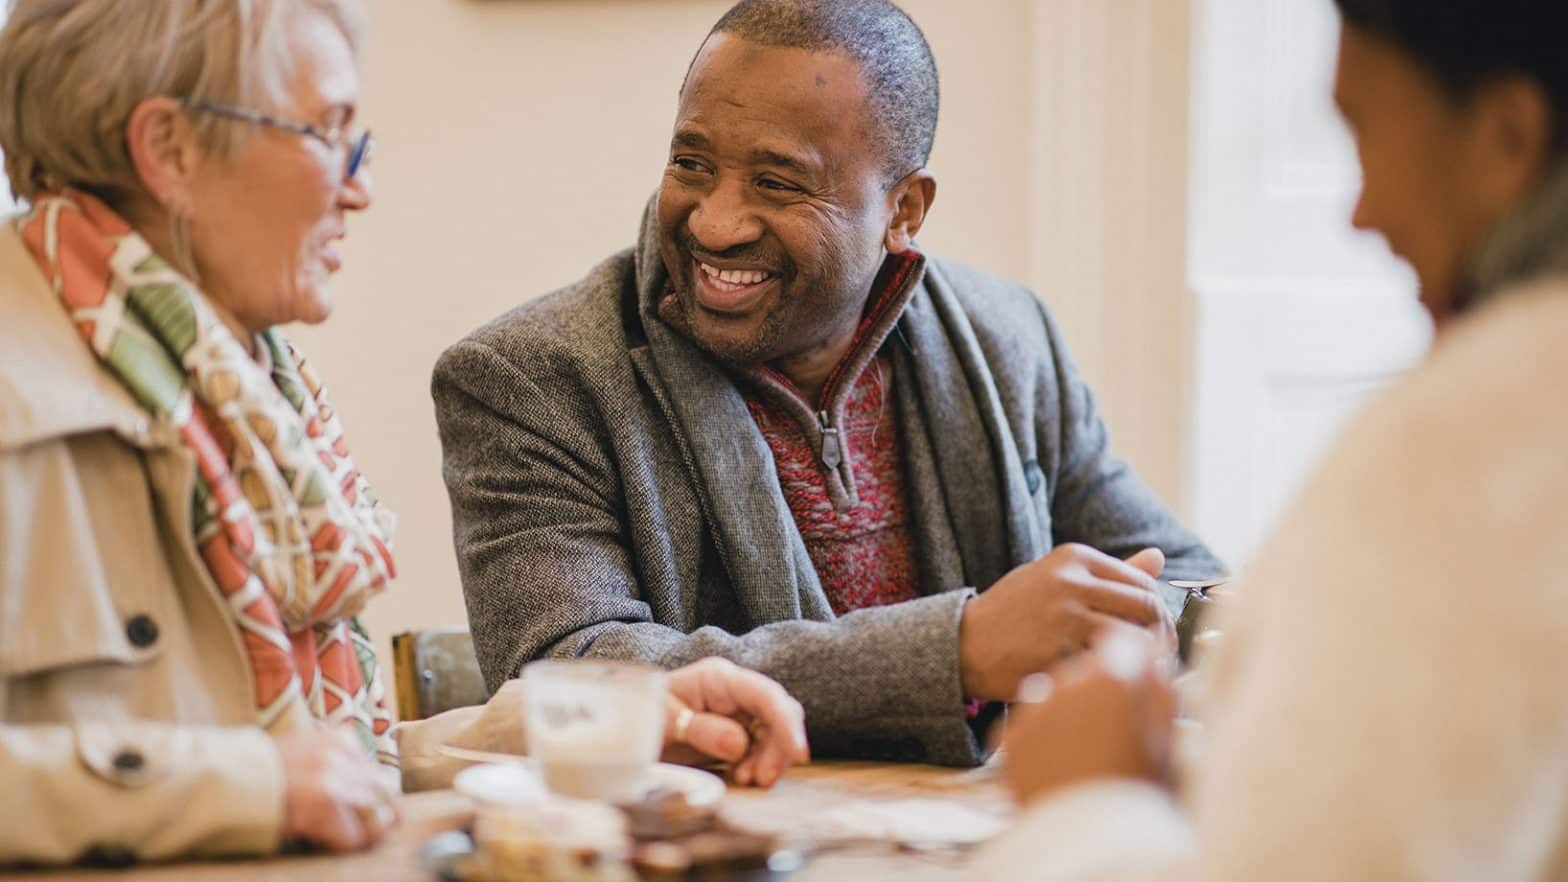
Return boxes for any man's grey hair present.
[704,0,939,183]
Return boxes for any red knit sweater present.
[743,354,917,615]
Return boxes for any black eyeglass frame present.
[178,98,374,179]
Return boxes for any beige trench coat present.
[0,225,283,863]
[0,216,561,864]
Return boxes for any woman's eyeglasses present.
[179,98,374,180]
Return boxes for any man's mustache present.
[676,229,789,277]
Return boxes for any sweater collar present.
[723,250,925,513]
[740,249,926,411]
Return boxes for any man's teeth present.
[700,262,771,287]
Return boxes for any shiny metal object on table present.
[1171,578,1232,663]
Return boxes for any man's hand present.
[1001,627,1177,806]
[661,657,809,788]
[277,728,399,852]
[959,543,1173,700]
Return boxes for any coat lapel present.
[898,267,1045,591]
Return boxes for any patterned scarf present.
[19,190,397,762]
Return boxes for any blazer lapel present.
[898,271,1045,592]
[629,331,833,626]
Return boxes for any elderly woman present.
[0,0,804,866]
[971,0,1568,880]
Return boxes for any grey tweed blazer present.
[433,207,1222,767]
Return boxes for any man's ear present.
[885,170,937,254]
[1470,75,1555,224]
[124,96,202,212]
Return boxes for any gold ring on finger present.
[673,706,695,744]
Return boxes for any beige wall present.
[291,0,1192,674]
[1027,0,1195,521]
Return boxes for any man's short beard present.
[674,287,787,367]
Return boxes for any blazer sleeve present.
[1032,299,1225,608]
[434,339,984,767]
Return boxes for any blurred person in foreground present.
[972,1,1568,880]
[0,0,803,865]
[435,0,1223,772]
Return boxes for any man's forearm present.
[555,591,985,766]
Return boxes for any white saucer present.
[449,754,726,808]
[452,762,548,806]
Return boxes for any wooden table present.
[1,761,1012,882]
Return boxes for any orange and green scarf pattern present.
[19,190,397,762]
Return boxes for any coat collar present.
[0,222,167,452]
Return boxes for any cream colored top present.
[969,282,1568,882]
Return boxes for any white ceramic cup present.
[520,660,668,803]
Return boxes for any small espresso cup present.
[520,660,668,803]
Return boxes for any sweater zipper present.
[817,410,842,471]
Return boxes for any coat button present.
[125,615,159,648]
[112,750,145,774]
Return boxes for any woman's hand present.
[277,728,399,852]
[1001,626,1177,807]
[661,657,809,788]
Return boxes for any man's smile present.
[692,259,778,314]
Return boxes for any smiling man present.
[434,0,1221,768]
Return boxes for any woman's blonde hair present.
[0,0,366,202]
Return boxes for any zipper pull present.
[817,410,842,471]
